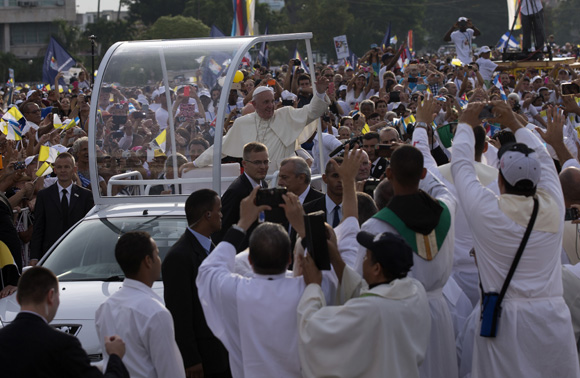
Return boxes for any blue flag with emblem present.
[43,37,76,86]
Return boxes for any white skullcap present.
[252,86,274,100]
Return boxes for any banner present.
[333,35,350,60]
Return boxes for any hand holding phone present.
[183,86,190,97]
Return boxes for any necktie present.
[332,205,340,228]
[61,189,69,233]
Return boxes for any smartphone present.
[267,79,276,86]
[303,210,331,270]
[375,144,393,158]
[112,115,128,126]
[13,161,26,170]
[183,86,190,97]
[478,105,494,120]
[565,208,580,221]
[388,91,401,103]
[561,83,580,95]
[256,187,287,207]
[408,77,418,83]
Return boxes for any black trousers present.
[521,9,545,52]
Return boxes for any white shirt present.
[451,123,580,378]
[475,57,498,81]
[155,106,169,130]
[56,182,72,204]
[196,239,338,378]
[451,29,475,65]
[95,279,185,378]
[310,132,342,175]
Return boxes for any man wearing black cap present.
[296,231,430,378]
[451,101,579,377]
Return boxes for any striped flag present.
[35,161,53,177]
[484,122,501,137]
[231,0,256,36]
[2,106,26,132]
[293,47,310,73]
[154,129,167,152]
[493,75,508,101]
[496,32,519,52]
[39,145,59,163]
[128,102,137,114]
[0,120,21,141]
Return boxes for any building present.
[0,0,76,59]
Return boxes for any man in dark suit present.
[362,131,389,179]
[277,156,323,244]
[375,126,404,178]
[163,189,231,378]
[0,266,130,378]
[30,152,94,265]
[304,156,344,228]
[213,142,269,250]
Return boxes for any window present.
[10,22,57,45]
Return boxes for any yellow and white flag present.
[39,145,59,163]
[154,129,167,152]
[35,161,53,177]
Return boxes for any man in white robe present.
[356,97,458,378]
[191,80,330,174]
[297,231,430,378]
[196,188,338,378]
[451,101,580,378]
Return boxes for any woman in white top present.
[345,72,372,110]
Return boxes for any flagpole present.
[89,35,96,89]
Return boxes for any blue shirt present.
[188,227,212,255]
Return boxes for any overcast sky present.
[76,0,128,14]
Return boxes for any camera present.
[565,207,580,221]
[13,161,26,170]
[363,178,381,196]
[256,187,287,208]
[293,59,301,66]
[512,103,521,112]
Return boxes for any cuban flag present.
[493,75,508,101]
[496,32,519,52]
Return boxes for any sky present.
[76,0,128,14]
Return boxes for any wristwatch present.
[415,121,429,130]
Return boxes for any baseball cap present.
[339,84,348,91]
[531,75,543,83]
[478,46,491,55]
[356,231,414,279]
[345,67,354,72]
[458,17,468,22]
[498,142,541,189]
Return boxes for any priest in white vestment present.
[451,102,580,378]
[191,80,330,174]
[297,231,430,378]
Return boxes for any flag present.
[154,129,167,152]
[53,114,63,129]
[506,0,522,30]
[293,47,310,73]
[35,161,53,177]
[407,30,414,52]
[404,114,416,126]
[58,117,78,133]
[210,24,225,37]
[258,24,269,67]
[493,75,508,100]
[231,0,255,36]
[484,122,501,137]
[0,240,19,289]
[128,102,137,113]
[39,145,59,163]
[42,37,76,86]
[381,22,392,51]
[397,44,412,69]
[2,106,26,132]
[496,32,519,52]
[348,50,358,70]
[0,121,21,141]
[390,35,398,45]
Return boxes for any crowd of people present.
[1,17,580,377]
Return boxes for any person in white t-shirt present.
[444,17,481,65]
[475,46,498,84]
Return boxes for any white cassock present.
[196,233,338,378]
[356,126,459,378]
[439,161,499,307]
[194,93,329,174]
[297,266,431,378]
[451,123,580,378]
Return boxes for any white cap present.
[252,86,274,100]
[478,46,491,55]
[499,143,541,188]
[458,17,468,22]
[531,75,543,83]
[339,84,348,91]
[199,89,211,98]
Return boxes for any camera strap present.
[478,197,539,305]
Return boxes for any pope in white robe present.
[450,104,580,378]
[193,84,330,174]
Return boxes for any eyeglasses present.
[324,74,334,78]
[245,159,270,166]
[25,109,41,114]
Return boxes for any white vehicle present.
[0,32,325,365]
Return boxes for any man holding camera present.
[451,101,579,377]
[444,17,481,65]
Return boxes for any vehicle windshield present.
[42,216,187,281]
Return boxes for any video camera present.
[329,135,363,158]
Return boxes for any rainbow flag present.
[231,0,255,36]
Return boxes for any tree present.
[125,0,188,25]
[146,15,210,39]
